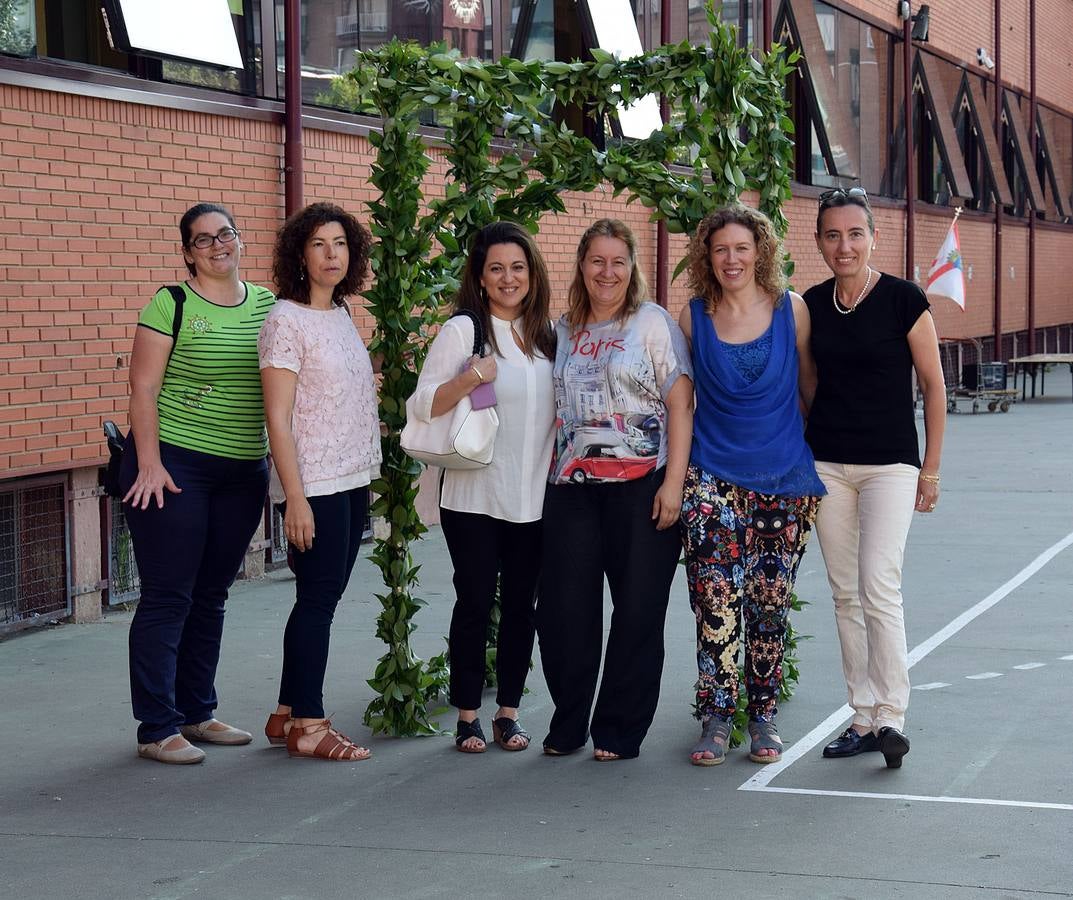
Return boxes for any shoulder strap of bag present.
[159,284,187,378]
[449,309,485,358]
[165,285,186,343]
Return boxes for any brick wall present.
[3,76,1073,479]
[853,0,1072,114]
[1037,0,1073,112]
[0,84,288,478]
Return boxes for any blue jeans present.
[122,440,268,743]
[277,487,368,718]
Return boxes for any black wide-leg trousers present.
[537,470,681,758]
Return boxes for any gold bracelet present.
[471,365,484,384]
[918,472,940,484]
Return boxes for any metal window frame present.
[913,52,971,203]
[100,0,245,70]
[776,0,863,182]
[1000,89,1046,213]
[1034,109,1071,219]
[957,75,1014,207]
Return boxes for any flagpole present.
[952,207,963,314]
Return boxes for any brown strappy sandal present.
[265,712,293,747]
[286,719,371,762]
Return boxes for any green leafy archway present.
[341,10,797,736]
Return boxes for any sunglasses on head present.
[818,187,868,205]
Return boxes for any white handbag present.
[401,311,499,470]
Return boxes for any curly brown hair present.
[686,205,787,314]
[455,221,556,360]
[565,219,648,332]
[272,202,371,306]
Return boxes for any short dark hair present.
[455,221,556,360]
[272,202,372,306]
[816,187,875,234]
[179,202,237,277]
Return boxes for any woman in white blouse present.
[412,222,556,753]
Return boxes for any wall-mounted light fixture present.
[911,4,930,41]
[896,1,911,20]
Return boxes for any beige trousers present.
[814,462,918,733]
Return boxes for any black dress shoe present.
[877,726,910,768]
[822,727,879,758]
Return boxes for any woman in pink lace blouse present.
[258,203,381,762]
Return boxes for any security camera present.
[976,48,995,69]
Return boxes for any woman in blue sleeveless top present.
[678,205,825,767]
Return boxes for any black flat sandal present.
[455,718,487,753]
[491,716,531,751]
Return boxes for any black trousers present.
[537,470,682,758]
[278,487,368,719]
[440,508,542,711]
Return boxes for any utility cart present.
[938,339,1018,414]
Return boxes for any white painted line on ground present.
[1060,654,1073,661]
[912,682,950,690]
[966,672,1003,680]
[1012,662,1045,670]
[739,528,1073,801]
[755,786,1073,812]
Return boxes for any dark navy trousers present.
[122,440,268,743]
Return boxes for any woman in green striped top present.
[120,202,275,765]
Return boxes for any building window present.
[1035,106,1072,221]
[955,101,989,212]
[775,0,891,194]
[505,0,553,59]
[911,53,971,205]
[1000,90,1045,219]
[27,0,262,94]
[0,0,35,56]
[955,74,1013,211]
[688,0,757,48]
[288,1,493,109]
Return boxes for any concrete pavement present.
[2,386,1072,899]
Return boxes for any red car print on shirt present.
[561,444,658,484]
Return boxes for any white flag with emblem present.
[925,219,966,310]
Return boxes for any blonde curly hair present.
[686,205,787,314]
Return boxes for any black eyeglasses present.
[818,187,868,205]
[190,227,240,249]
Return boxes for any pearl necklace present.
[833,268,873,315]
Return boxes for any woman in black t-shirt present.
[803,188,946,770]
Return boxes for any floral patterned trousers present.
[680,465,820,721]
